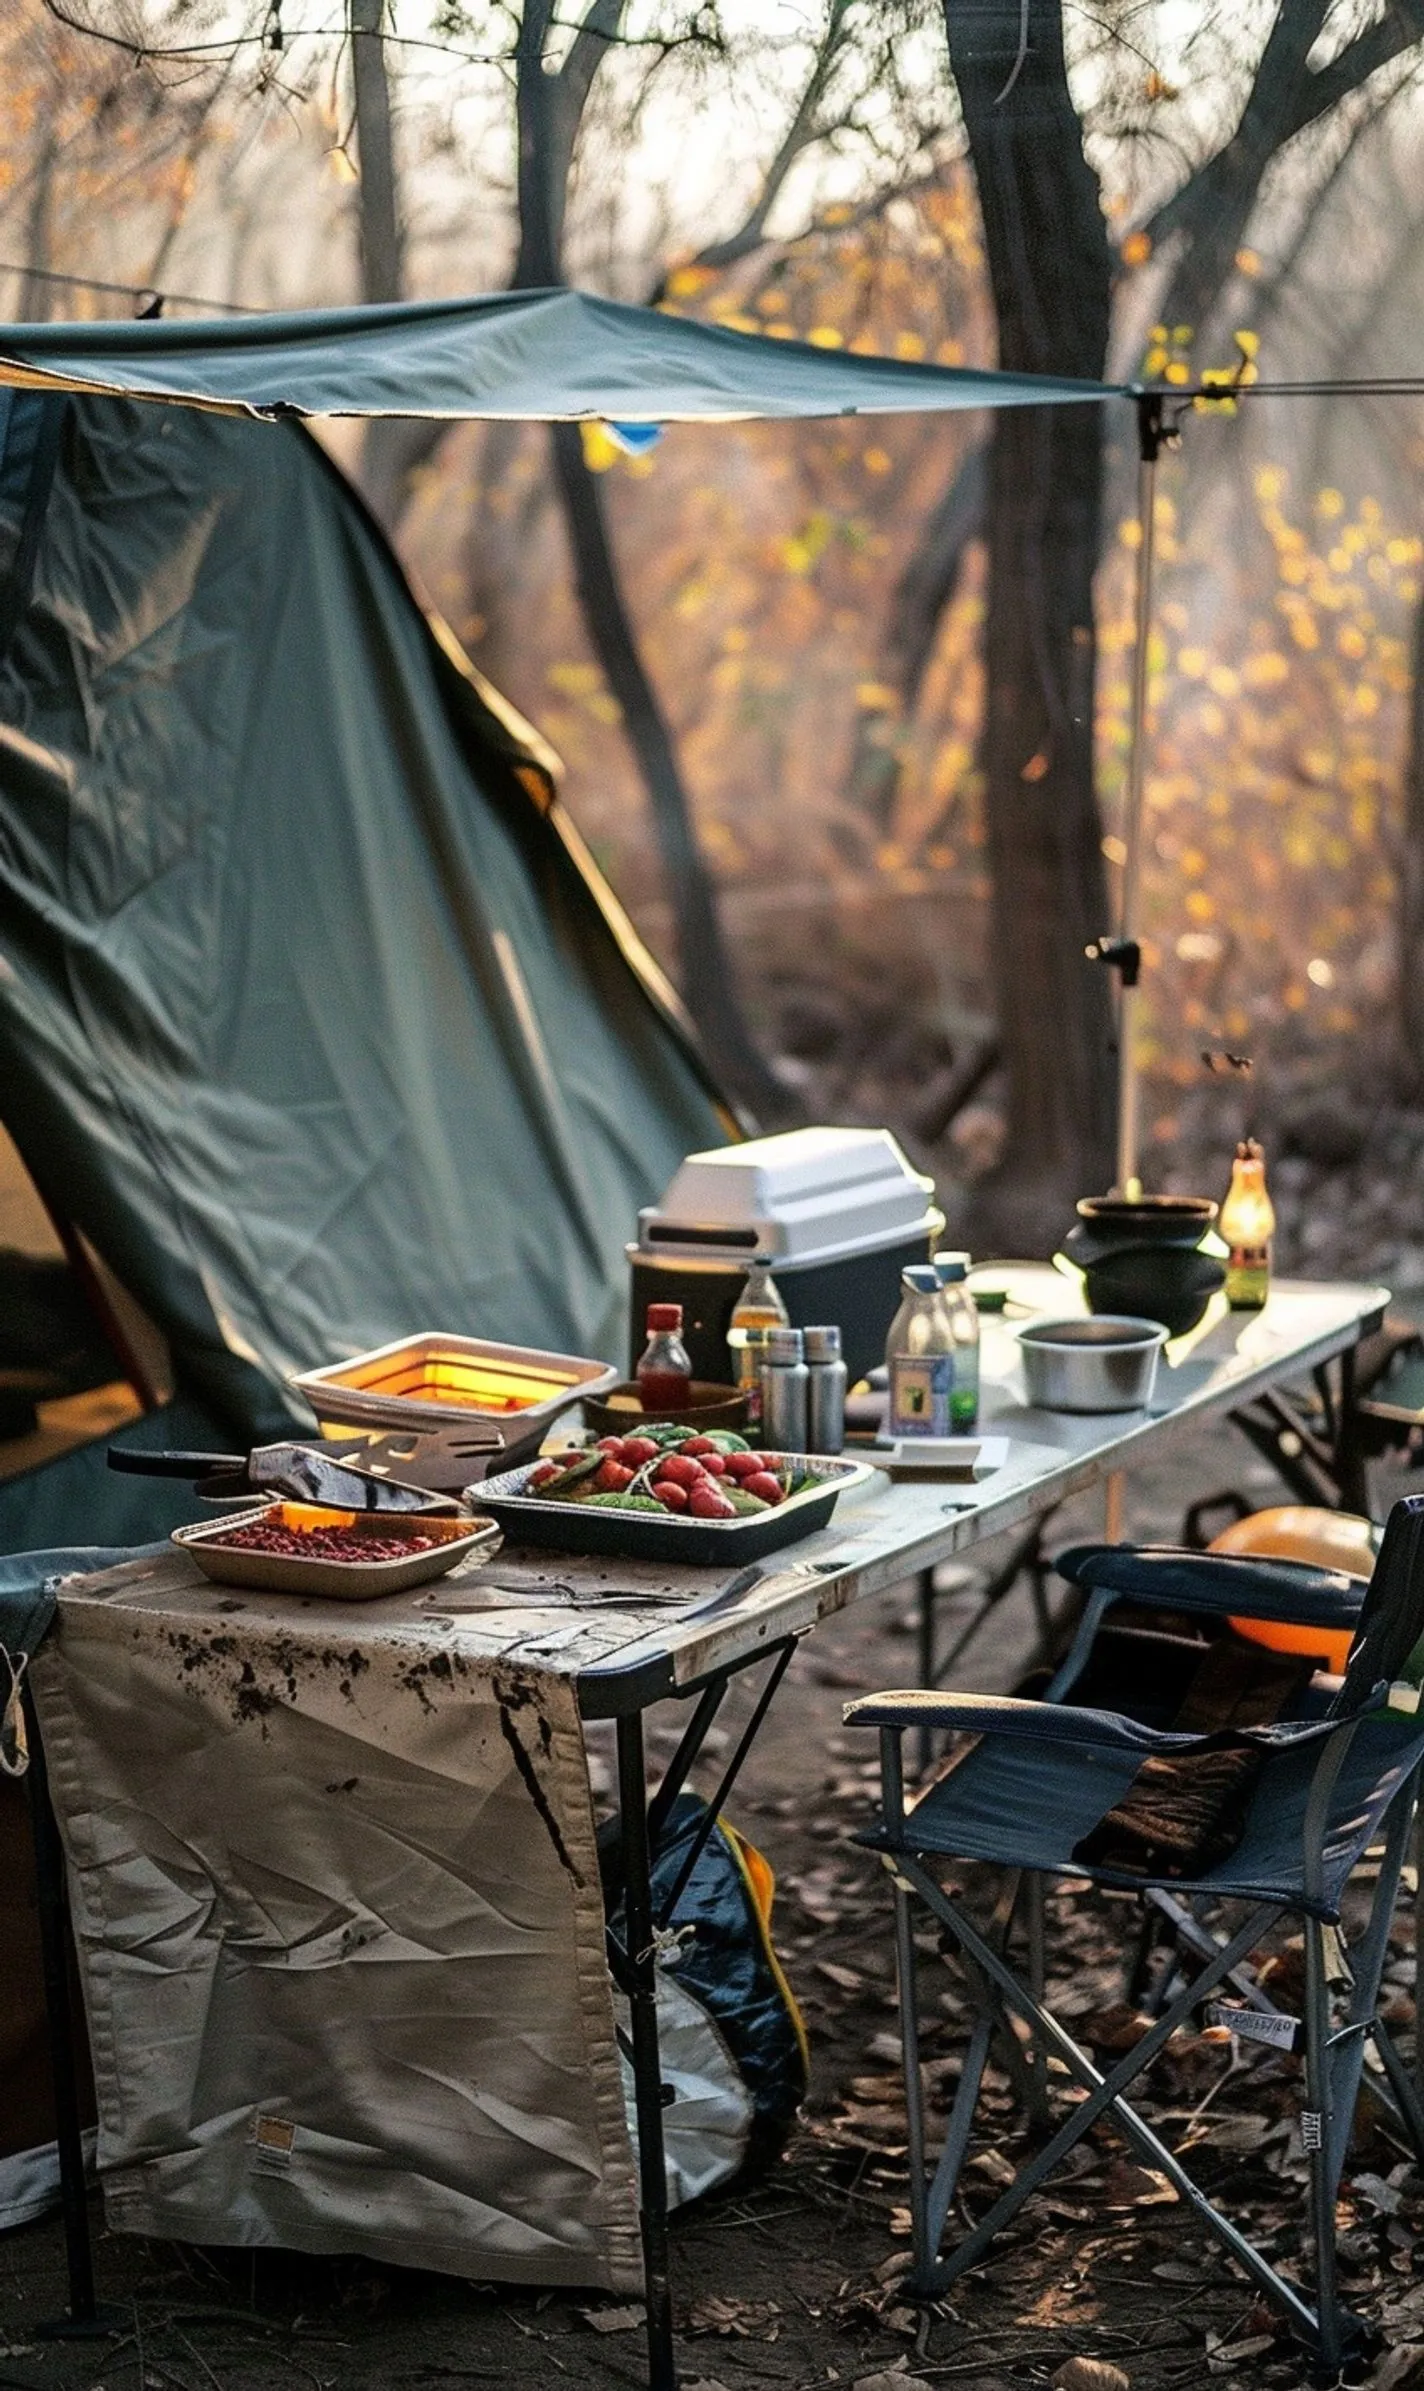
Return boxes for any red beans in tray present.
[209,1521,442,1564]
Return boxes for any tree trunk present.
[507,0,781,1116]
[943,0,1115,1247]
[844,441,985,840]
[349,0,403,302]
[352,0,418,519]
[17,128,55,323]
[549,422,784,1112]
[1399,587,1424,1091]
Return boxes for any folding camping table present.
[25,1276,1387,2391]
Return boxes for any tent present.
[0,290,1119,1552]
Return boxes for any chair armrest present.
[1054,1543,1364,1629]
[841,1687,1351,1755]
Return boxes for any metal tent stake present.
[1112,389,1165,1197]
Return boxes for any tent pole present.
[1114,392,1164,1198]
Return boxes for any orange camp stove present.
[290,1333,619,1490]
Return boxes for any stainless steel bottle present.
[803,1324,846,1454]
[759,1325,809,1452]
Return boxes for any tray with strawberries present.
[470,1424,872,1564]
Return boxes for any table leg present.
[616,1712,678,2391]
[1335,1346,1371,1517]
[914,1567,936,1778]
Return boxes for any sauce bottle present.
[637,1302,693,1411]
[1220,1140,1275,1310]
[727,1257,789,1430]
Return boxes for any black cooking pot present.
[1062,1193,1222,1338]
[1080,1244,1225,1338]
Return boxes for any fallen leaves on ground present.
[577,2304,642,2333]
[1051,2362,1132,2391]
[685,2293,783,2338]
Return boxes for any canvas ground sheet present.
[31,1552,643,2291]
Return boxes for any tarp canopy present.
[0,389,726,1483]
[0,286,1124,422]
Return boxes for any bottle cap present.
[933,1250,971,1284]
[803,1324,842,1361]
[646,1303,683,1331]
[765,1327,804,1364]
[902,1264,941,1295]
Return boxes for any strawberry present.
[653,1482,689,1512]
[681,1436,718,1455]
[742,1471,784,1506]
[653,1453,704,1488]
[595,1458,636,1492]
[725,1451,765,1479]
[621,1436,661,1465]
[697,1451,729,1476]
[687,1483,736,1519]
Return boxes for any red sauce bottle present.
[637,1302,693,1412]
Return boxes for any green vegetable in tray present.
[583,1491,665,1511]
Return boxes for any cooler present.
[627,1128,943,1388]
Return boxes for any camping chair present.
[845,1494,1424,2377]
[1048,1521,1376,2018]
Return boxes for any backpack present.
[604,1793,809,2207]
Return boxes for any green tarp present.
[0,286,1123,421]
[0,392,725,1466]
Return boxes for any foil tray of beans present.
[472,1426,872,1564]
[172,1501,501,1599]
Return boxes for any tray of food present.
[172,1502,501,1599]
[471,1425,872,1563]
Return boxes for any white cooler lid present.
[636,1126,938,1267]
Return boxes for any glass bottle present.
[727,1257,789,1429]
[1220,1140,1275,1311]
[885,1264,955,1438]
[637,1302,693,1410]
[934,1251,980,1429]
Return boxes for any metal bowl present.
[1017,1315,1166,1413]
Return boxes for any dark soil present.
[4,1416,1423,2391]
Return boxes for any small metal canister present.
[759,1326,809,1452]
[803,1324,847,1454]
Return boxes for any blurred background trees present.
[11,0,1424,1268]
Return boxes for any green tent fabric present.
[0,392,726,1458]
[0,287,1123,422]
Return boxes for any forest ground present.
[5,1415,1424,2391]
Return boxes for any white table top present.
[60,1277,1386,1717]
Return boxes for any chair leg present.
[1303,1916,1345,2379]
[1415,1800,1424,2111]
[892,1871,932,2279]
[897,1864,1328,2351]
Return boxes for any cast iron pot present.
[1081,1245,1226,1339]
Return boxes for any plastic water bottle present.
[934,1251,980,1430]
[885,1265,955,1438]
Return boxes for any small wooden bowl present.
[583,1380,748,1435]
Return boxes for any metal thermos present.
[803,1324,846,1454]
[760,1326,809,1451]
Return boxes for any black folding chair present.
[845,1494,1424,2378]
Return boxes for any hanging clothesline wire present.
[0,259,256,316]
